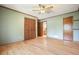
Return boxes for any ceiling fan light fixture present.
[32,4,53,14]
[40,10,45,13]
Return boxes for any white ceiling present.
[1,4,79,19]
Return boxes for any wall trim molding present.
[0,5,38,19]
[42,11,78,20]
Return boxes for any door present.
[38,21,47,37]
[63,16,73,41]
[38,21,43,36]
[24,18,36,40]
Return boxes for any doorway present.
[63,16,73,41]
[43,21,47,37]
[24,18,36,40]
[38,21,47,37]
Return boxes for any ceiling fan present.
[32,4,53,14]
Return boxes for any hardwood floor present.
[0,37,79,55]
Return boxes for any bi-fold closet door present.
[24,18,36,40]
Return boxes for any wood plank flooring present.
[0,37,79,55]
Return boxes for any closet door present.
[24,19,29,40]
[31,20,36,39]
[24,18,36,40]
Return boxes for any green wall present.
[0,7,36,45]
[45,11,79,41]
[0,6,79,45]
[47,16,63,40]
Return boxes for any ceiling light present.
[32,4,53,14]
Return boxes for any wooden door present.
[24,18,36,40]
[38,21,43,36]
[63,16,73,41]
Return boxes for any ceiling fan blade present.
[44,6,53,10]
[32,9,41,12]
[45,6,53,9]
[39,4,45,8]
